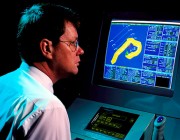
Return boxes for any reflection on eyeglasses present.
[59,40,79,52]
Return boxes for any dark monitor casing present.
[92,12,180,97]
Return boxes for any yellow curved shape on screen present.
[111,38,142,64]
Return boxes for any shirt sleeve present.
[18,106,71,140]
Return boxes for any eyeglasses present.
[59,40,79,52]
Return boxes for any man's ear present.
[40,39,53,59]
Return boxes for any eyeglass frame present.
[59,40,79,52]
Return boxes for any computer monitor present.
[92,12,180,97]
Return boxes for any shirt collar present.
[20,61,54,93]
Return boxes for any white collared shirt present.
[0,61,71,140]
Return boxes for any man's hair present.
[17,3,80,65]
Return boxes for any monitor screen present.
[93,12,180,97]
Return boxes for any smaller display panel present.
[86,107,139,139]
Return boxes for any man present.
[0,3,84,139]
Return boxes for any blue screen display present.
[103,20,180,89]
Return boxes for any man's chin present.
[73,69,79,75]
[69,68,79,76]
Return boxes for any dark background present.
[1,0,179,108]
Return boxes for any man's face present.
[52,21,84,79]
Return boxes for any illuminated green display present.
[86,107,139,139]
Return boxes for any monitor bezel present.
[92,12,180,97]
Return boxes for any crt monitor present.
[92,12,180,97]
